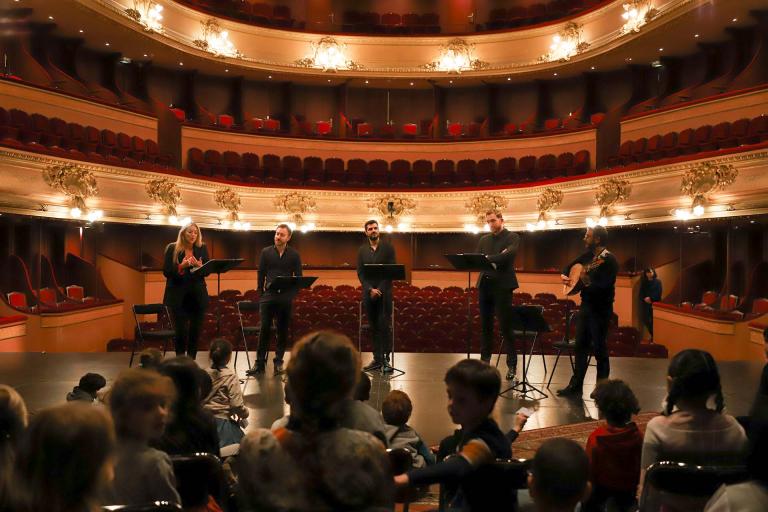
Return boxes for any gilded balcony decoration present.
[528,188,564,230]
[43,163,99,218]
[125,0,164,33]
[145,178,181,217]
[620,0,658,34]
[295,37,362,72]
[273,192,317,225]
[368,195,416,230]
[193,18,243,58]
[214,187,242,223]
[465,193,508,222]
[595,178,632,218]
[539,22,589,62]
[422,39,489,74]
[678,162,738,217]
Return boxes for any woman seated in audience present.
[237,331,393,512]
[640,349,748,509]
[203,338,249,448]
[12,403,115,512]
[0,384,28,506]
[103,368,181,506]
[153,356,220,457]
[583,379,643,512]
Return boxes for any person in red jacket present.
[583,379,643,512]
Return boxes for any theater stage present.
[2,352,763,446]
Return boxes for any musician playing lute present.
[557,225,619,398]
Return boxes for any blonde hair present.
[173,222,203,262]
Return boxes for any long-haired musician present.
[557,225,618,398]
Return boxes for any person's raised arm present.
[487,231,520,265]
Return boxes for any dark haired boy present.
[382,390,435,468]
[394,359,511,511]
[529,438,591,512]
[66,372,107,402]
[583,379,643,512]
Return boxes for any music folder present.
[267,275,318,292]
[443,253,495,272]
[190,258,244,276]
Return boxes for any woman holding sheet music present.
[162,222,209,359]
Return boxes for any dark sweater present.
[562,249,619,311]
[357,240,397,297]
[257,245,303,300]
[476,228,520,290]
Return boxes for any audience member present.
[382,389,435,468]
[640,349,748,509]
[138,348,164,370]
[704,401,768,511]
[639,268,662,341]
[238,331,393,512]
[338,370,388,445]
[270,381,291,431]
[583,379,643,512]
[153,356,220,457]
[203,338,249,448]
[395,359,511,512]
[12,403,115,512]
[66,372,107,403]
[528,438,591,512]
[0,385,28,507]
[102,368,181,506]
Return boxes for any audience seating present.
[608,116,768,168]
[0,107,172,170]
[185,149,592,188]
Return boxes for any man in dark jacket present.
[476,210,520,381]
[558,225,619,397]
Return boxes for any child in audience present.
[339,370,388,445]
[103,368,181,507]
[154,356,220,457]
[203,338,249,448]
[528,438,591,512]
[394,359,511,511]
[583,379,643,512]
[13,403,116,512]
[66,372,107,403]
[0,384,28,507]
[382,389,435,468]
[641,349,748,509]
[138,347,164,370]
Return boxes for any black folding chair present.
[170,453,225,510]
[102,503,181,511]
[236,300,259,369]
[639,461,749,512]
[389,448,416,512]
[546,309,594,388]
[131,304,175,367]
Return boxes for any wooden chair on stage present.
[131,304,175,367]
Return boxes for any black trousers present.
[170,292,206,359]
[257,298,292,364]
[570,303,611,388]
[363,293,392,362]
[641,302,654,338]
[478,281,517,369]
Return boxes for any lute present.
[563,257,605,296]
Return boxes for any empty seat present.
[556,152,575,176]
[518,155,536,182]
[262,153,283,183]
[572,150,590,175]
[434,159,455,186]
[412,160,433,187]
[630,138,648,162]
[496,157,516,183]
[676,128,696,154]
[390,159,411,187]
[536,154,558,180]
[325,158,345,185]
[368,159,388,186]
[645,134,663,160]
[660,131,679,157]
[204,150,225,177]
[476,159,496,185]
[746,115,768,144]
[222,151,242,180]
[115,132,132,158]
[456,159,476,186]
[694,125,715,151]
[83,126,100,154]
[304,156,324,185]
[100,129,117,156]
[188,148,208,176]
[130,135,146,161]
[283,156,304,185]
[242,152,262,182]
[42,117,67,147]
[347,158,368,186]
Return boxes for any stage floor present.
[1,352,763,446]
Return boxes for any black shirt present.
[257,245,303,299]
[357,240,397,297]
[562,248,619,310]
[476,228,520,290]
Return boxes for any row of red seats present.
[341,10,440,34]
[608,116,768,167]
[181,1,296,28]
[485,0,602,30]
[0,107,171,169]
[187,149,591,187]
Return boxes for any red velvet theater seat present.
[412,160,433,187]
[204,149,226,177]
[188,148,209,176]
[262,154,283,183]
[304,156,324,185]
[390,159,411,187]
[476,159,496,185]
[242,152,262,182]
[368,159,389,186]
[222,151,242,180]
[434,159,455,186]
[347,159,368,186]
[325,158,345,185]
[496,157,516,183]
[456,159,476,186]
[283,155,304,185]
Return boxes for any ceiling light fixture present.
[193,18,243,58]
[540,22,589,62]
[620,0,657,35]
[424,38,488,73]
[295,36,359,72]
[125,0,164,33]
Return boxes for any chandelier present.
[620,0,657,35]
[193,19,243,58]
[273,192,317,231]
[423,39,488,74]
[295,37,361,72]
[125,0,164,33]
[540,22,589,62]
[589,178,632,226]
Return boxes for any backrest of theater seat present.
[242,152,259,170]
[30,113,48,132]
[719,294,739,310]
[222,151,240,167]
[730,118,749,137]
[66,285,84,301]
[752,298,768,314]
[678,128,695,146]
[712,122,730,140]
[7,291,27,309]
[203,149,221,164]
[701,290,719,306]
[347,158,367,174]
[9,109,29,129]
[661,131,678,149]
[476,159,496,180]
[646,135,662,152]
[694,125,712,143]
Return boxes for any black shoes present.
[382,363,394,374]
[363,361,383,372]
[506,368,517,382]
[273,361,284,376]
[556,385,582,398]
[246,363,266,376]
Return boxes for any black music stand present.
[191,258,244,296]
[444,254,495,358]
[362,264,406,379]
[499,305,549,400]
